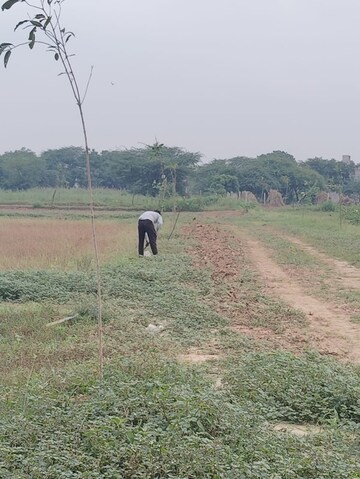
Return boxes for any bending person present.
[138,210,163,256]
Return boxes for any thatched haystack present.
[340,195,354,205]
[266,189,285,207]
[315,191,329,204]
[240,191,258,203]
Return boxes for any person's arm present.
[155,215,163,233]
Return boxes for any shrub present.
[319,201,336,212]
[343,206,360,225]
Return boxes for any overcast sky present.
[1,0,360,163]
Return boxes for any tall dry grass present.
[0,218,136,270]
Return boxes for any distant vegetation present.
[0,145,359,206]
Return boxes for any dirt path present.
[274,232,360,290]
[244,235,360,363]
[185,219,360,364]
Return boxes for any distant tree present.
[289,166,326,203]
[256,151,298,201]
[41,147,85,188]
[193,151,326,204]
[151,144,201,197]
[0,149,46,190]
[192,159,235,194]
[343,179,360,203]
[230,161,272,199]
[209,174,239,196]
[257,150,296,164]
[303,157,355,188]
[98,145,201,196]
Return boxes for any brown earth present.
[183,219,360,363]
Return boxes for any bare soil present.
[183,219,360,364]
[177,351,222,363]
[272,422,323,436]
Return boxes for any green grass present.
[254,231,319,268]
[0,188,257,213]
[0,237,224,388]
[0,188,156,209]
[350,313,360,324]
[204,196,257,211]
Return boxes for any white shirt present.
[138,211,163,232]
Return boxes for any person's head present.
[154,209,161,215]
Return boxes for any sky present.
[1,0,360,163]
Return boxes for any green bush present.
[343,206,360,225]
[162,195,257,212]
[207,196,257,211]
[318,201,336,212]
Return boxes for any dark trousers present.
[138,219,158,255]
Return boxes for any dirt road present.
[185,219,360,363]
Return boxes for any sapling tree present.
[0,0,104,377]
[148,141,168,210]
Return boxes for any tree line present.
[0,145,359,203]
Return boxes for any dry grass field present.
[0,217,137,270]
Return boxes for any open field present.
[0,217,138,269]
[0,188,154,209]
[1,206,360,478]
[0,187,254,214]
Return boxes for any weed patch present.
[0,253,224,386]
[101,254,224,342]
[225,351,360,424]
[0,270,95,302]
[1,358,360,478]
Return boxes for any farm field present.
[1,205,360,478]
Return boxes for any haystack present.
[240,191,258,202]
[315,191,329,204]
[266,189,285,207]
